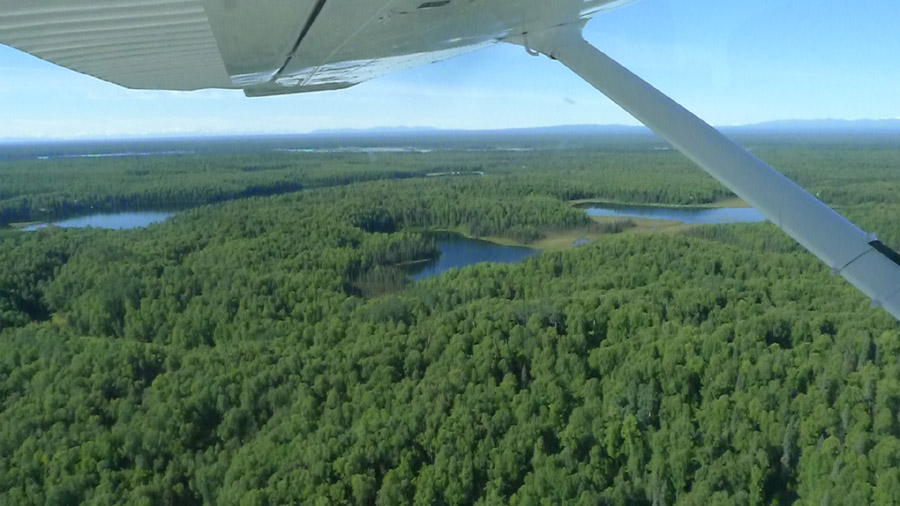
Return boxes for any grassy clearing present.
[473,216,693,252]
[6,221,42,230]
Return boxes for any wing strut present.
[512,26,900,321]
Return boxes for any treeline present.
[336,179,592,242]
[0,152,432,226]
[0,141,747,227]
[6,139,900,230]
[1,167,899,505]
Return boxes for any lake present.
[584,204,765,224]
[36,151,194,160]
[406,233,538,280]
[23,212,175,231]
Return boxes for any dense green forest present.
[1,135,900,505]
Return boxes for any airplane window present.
[1,0,899,504]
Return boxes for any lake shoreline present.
[569,196,750,209]
[404,231,537,280]
[18,211,176,231]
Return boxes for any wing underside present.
[0,0,631,95]
[0,0,232,90]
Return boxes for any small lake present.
[23,212,175,231]
[584,204,765,224]
[406,234,538,280]
[36,151,194,160]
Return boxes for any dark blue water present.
[23,212,175,231]
[407,234,537,280]
[585,204,765,224]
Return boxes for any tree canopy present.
[1,134,899,504]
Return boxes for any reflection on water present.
[23,212,175,231]
[406,233,537,280]
[584,204,765,224]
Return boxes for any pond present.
[584,204,765,224]
[406,233,538,280]
[22,212,175,231]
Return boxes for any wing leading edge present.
[0,0,632,95]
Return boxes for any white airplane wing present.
[2,0,898,320]
[0,0,630,95]
[0,0,232,90]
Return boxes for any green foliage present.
[1,135,899,504]
[0,229,82,330]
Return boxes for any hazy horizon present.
[3,0,899,141]
[4,118,900,146]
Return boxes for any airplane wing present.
[0,0,632,95]
[2,0,898,320]
[0,0,232,90]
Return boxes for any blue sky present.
[1,0,899,140]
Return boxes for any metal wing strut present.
[513,26,900,321]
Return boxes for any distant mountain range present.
[4,120,899,145]
[726,119,900,133]
[310,126,442,135]
[305,119,900,137]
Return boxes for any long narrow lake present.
[406,234,537,280]
[23,212,175,231]
[584,204,765,224]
